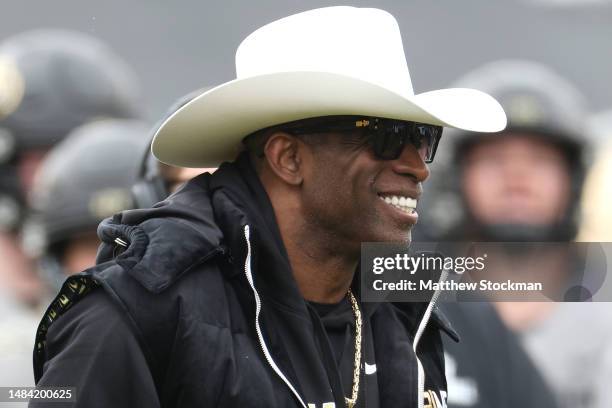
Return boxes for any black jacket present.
[33,153,458,408]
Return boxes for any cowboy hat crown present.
[152,6,506,168]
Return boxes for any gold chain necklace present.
[345,289,362,408]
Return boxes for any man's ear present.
[262,132,305,186]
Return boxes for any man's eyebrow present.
[337,132,368,145]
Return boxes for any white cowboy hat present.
[152,6,507,168]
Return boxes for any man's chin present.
[366,228,413,244]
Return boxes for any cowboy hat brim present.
[152,71,507,167]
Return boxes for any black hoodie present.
[32,153,458,408]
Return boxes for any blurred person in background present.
[577,132,612,405]
[440,301,558,408]
[0,28,140,307]
[23,119,149,290]
[579,117,612,243]
[0,29,140,391]
[132,90,215,209]
[417,60,611,408]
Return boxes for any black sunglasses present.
[283,116,442,163]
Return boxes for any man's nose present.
[389,144,430,182]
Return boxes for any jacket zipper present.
[412,268,449,408]
[243,225,308,408]
[244,223,449,408]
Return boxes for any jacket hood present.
[96,169,224,293]
[96,152,308,312]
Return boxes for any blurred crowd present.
[0,26,610,408]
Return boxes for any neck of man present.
[258,164,358,304]
[286,235,358,304]
[274,206,358,304]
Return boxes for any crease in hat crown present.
[151,6,507,168]
[235,6,415,99]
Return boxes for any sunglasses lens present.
[369,123,441,162]
[371,129,405,160]
[413,125,440,162]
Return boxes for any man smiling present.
[32,7,505,408]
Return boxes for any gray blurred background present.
[3,0,610,120]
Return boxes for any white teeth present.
[379,195,417,214]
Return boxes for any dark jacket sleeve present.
[30,289,160,408]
